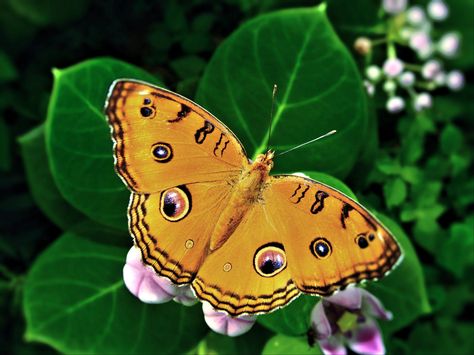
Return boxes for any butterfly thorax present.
[208,151,274,252]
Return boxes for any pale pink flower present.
[309,287,392,355]
[202,303,256,337]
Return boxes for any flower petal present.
[318,336,347,355]
[173,285,198,306]
[360,289,393,321]
[311,301,333,339]
[123,246,176,304]
[326,286,362,311]
[347,318,385,355]
[202,302,256,337]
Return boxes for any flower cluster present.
[357,0,465,114]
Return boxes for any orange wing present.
[264,175,402,296]
[129,181,232,284]
[191,174,402,316]
[105,79,248,193]
[191,202,298,316]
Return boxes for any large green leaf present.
[19,124,85,230]
[196,5,369,179]
[23,232,207,354]
[46,58,161,231]
[366,214,431,334]
[262,334,322,355]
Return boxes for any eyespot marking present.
[185,239,194,249]
[160,186,191,222]
[151,142,173,163]
[140,106,154,118]
[356,235,369,249]
[310,238,332,259]
[223,263,232,272]
[254,243,286,277]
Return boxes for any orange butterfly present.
[105,79,402,316]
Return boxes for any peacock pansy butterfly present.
[105,79,402,316]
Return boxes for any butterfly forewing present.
[105,79,248,193]
[264,175,402,296]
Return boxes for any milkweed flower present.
[202,302,257,337]
[309,287,392,355]
[386,96,405,113]
[123,246,198,306]
[427,0,449,21]
[383,58,404,78]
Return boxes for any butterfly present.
[105,79,402,317]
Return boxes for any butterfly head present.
[253,150,275,173]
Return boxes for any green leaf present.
[24,232,207,354]
[366,214,431,334]
[0,51,18,83]
[436,218,474,278]
[440,124,463,155]
[46,58,161,231]
[7,0,92,26]
[262,334,322,355]
[407,320,474,355]
[18,124,86,230]
[383,177,407,208]
[170,55,207,79]
[193,324,272,355]
[196,5,369,179]
[258,295,317,336]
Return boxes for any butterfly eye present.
[355,235,370,249]
[160,186,191,222]
[310,238,332,259]
[254,243,287,277]
[152,142,173,163]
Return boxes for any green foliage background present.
[0,0,472,354]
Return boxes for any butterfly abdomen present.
[208,153,273,252]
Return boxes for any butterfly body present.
[210,151,274,251]
[105,79,402,316]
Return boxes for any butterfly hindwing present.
[129,180,233,284]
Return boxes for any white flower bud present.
[446,70,465,91]
[438,32,460,58]
[406,6,426,26]
[366,65,382,81]
[409,31,433,58]
[383,58,404,78]
[383,0,408,15]
[414,92,432,111]
[428,1,449,21]
[422,59,442,80]
[399,72,416,87]
[386,96,405,113]
[383,80,397,93]
[354,37,372,55]
[364,80,376,96]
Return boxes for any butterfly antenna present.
[276,130,337,157]
[266,84,278,153]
